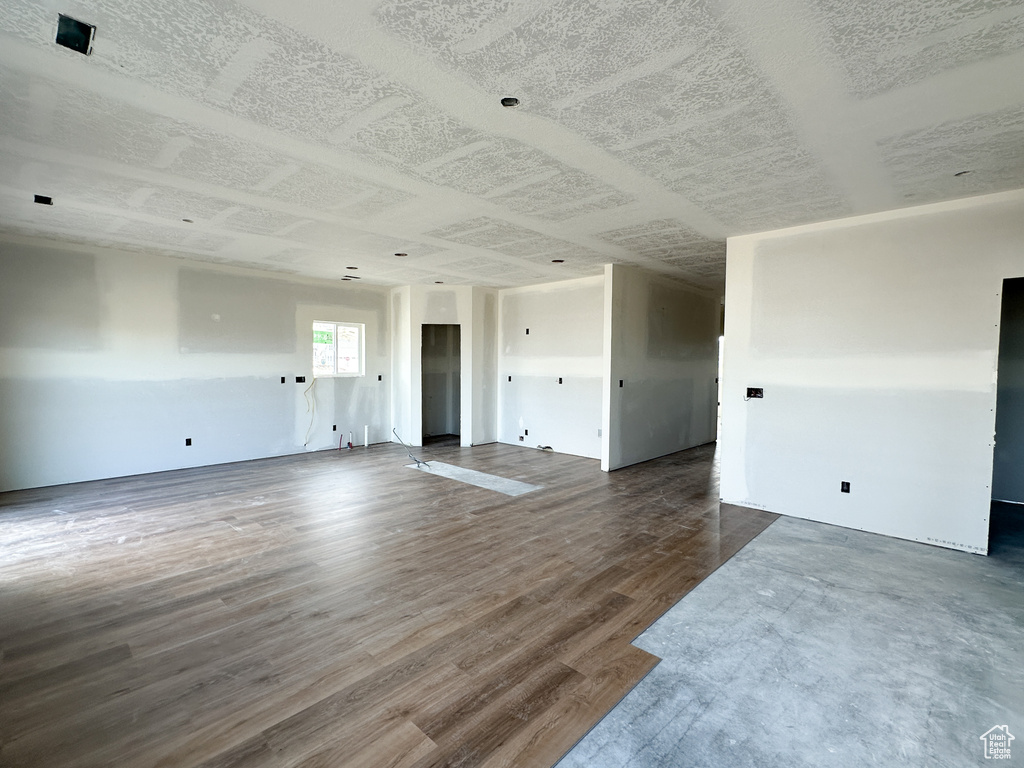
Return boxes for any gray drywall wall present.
[0,235,391,491]
[721,190,1024,554]
[993,277,1024,504]
[0,242,102,350]
[498,276,604,459]
[178,269,296,354]
[603,264,720,471]
[421,324,460,436]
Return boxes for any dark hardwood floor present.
[0,441,776,767]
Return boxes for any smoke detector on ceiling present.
[56,14,95,55]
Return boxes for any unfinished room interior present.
[1,0,1023,765]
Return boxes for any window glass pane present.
[313,321,335,376]
[336,324,360,374]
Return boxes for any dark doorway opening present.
[991,276,1024,553]
[422,324,460,444]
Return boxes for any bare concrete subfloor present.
[558,504,1024,768]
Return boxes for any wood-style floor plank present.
[0,441,776,767]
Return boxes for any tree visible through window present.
[313,321,364,377]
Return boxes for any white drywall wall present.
[498,275,605,459]
[0,234,391,492]
[720,190,1024,554]
[602,264,720,471]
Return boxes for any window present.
[313,321,364,377]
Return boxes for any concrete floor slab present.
[558,507,1024,767]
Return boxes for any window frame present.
[312,320,365,378]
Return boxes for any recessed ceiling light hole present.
[500,97,520,108]
[34,195,53,205]
[551,259,565,263]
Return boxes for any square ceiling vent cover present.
[56,14,95,55]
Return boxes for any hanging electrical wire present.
[392,427,429,467]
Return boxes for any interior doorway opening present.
[990,277,1024,553]
[422,324,461,446]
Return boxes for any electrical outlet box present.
[296,376,306,383]
[841,481,850,493]
[519,435,524,442]
[746,387,763,399]
[185,438,192,446]
[280,376,286,384]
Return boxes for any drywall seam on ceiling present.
[0,137,596,285]
[860,49,1024,138]
[3,0,1021,291]
[711,0,896,212]
[0,39,669,286]
[0,33,632,278]
[235,0,730,239]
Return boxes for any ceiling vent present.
[56,14,95,55]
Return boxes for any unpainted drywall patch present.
[178,268,295,353]
[0,244,102,350]
[750,228,992,356]
[646,282,718,359]
[423,289,459,322]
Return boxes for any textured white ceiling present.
[1,0,1023,291]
